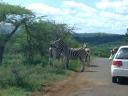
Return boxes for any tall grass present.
[0,87,28,96]
[0,53,79,95]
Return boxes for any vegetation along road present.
[44,57,128,96]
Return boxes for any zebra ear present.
[83,43,87,48]
[55,37,61,40]
[58,38,63,41]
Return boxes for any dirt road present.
[44,57,128,96]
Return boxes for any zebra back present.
[50,39,88,60]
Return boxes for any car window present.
[115,48,128,59]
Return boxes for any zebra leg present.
[86,55,91,67]
[85,55,91,72]
[88,55,91,66]
[49,54,56,67]
[80,59,85,72]
[64,57,69,69]
[49,57,54,67]
[48,48,54,67]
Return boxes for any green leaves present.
[0,3,32,20]
[0,3,33,63]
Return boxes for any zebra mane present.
[56,39,68,48]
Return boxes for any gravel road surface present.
[43,58,128,96]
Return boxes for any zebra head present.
[50,39,64,48]
[50,40,58,48]
[50,39,68,54]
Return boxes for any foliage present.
[0,3,32,22]
[91,41,127,57]
[72,33,126,57]
[124,28,128,42]
[0,3,80,96]
[0,53,76,94]
[0,87,27,96]
[21,20,75,63]
[0,3,126,95]
[0,2,33,63]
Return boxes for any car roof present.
[119,46,128,49]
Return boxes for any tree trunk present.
[0,45,5,64]
[0,23,21,64]
[25,23,34,63]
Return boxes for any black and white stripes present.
[50,39,90,72]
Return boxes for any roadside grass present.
[0,54,79,95]
[69,60,81,72]
[0,87,28,96]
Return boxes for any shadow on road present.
[90,64,99,67]
[85,70,98,72]
[118,78,128,85]
[69,69,98,73]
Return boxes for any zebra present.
[48,47,63,66]
[50,39,89,72]
[82,43,91,66]
[49,47,61,59]
[85,48,91,66]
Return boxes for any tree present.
[20,19,75,64]
[0,3,33,63]
[125,28,128,42]
[0,3,75,64]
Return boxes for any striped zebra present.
[48,47,63,65]
[50,39,89,72]
[83,43,91,66]
[85,48,91,66]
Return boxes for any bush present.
[0,87,28,96]
[0,56,72,92]
[0,63,28,88]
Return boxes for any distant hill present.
[72,33,126,57]
[72,33,124,45]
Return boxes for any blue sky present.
[3,0,128,34]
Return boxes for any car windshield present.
[115,48,128,59]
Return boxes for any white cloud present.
[26,1,98,24]
[96,0,128,14]
[96,0,128,9]
[25,1,128,34]
[100,11,124,20]
[99,11,128,26]
[26,3,62,16]
[63,1,97,14]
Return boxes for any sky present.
[2,0,128,34]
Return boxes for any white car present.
[111,46,128,83]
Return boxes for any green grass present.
[0,53,78,95]
[0,87,28,96]
[69,60,81,71]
